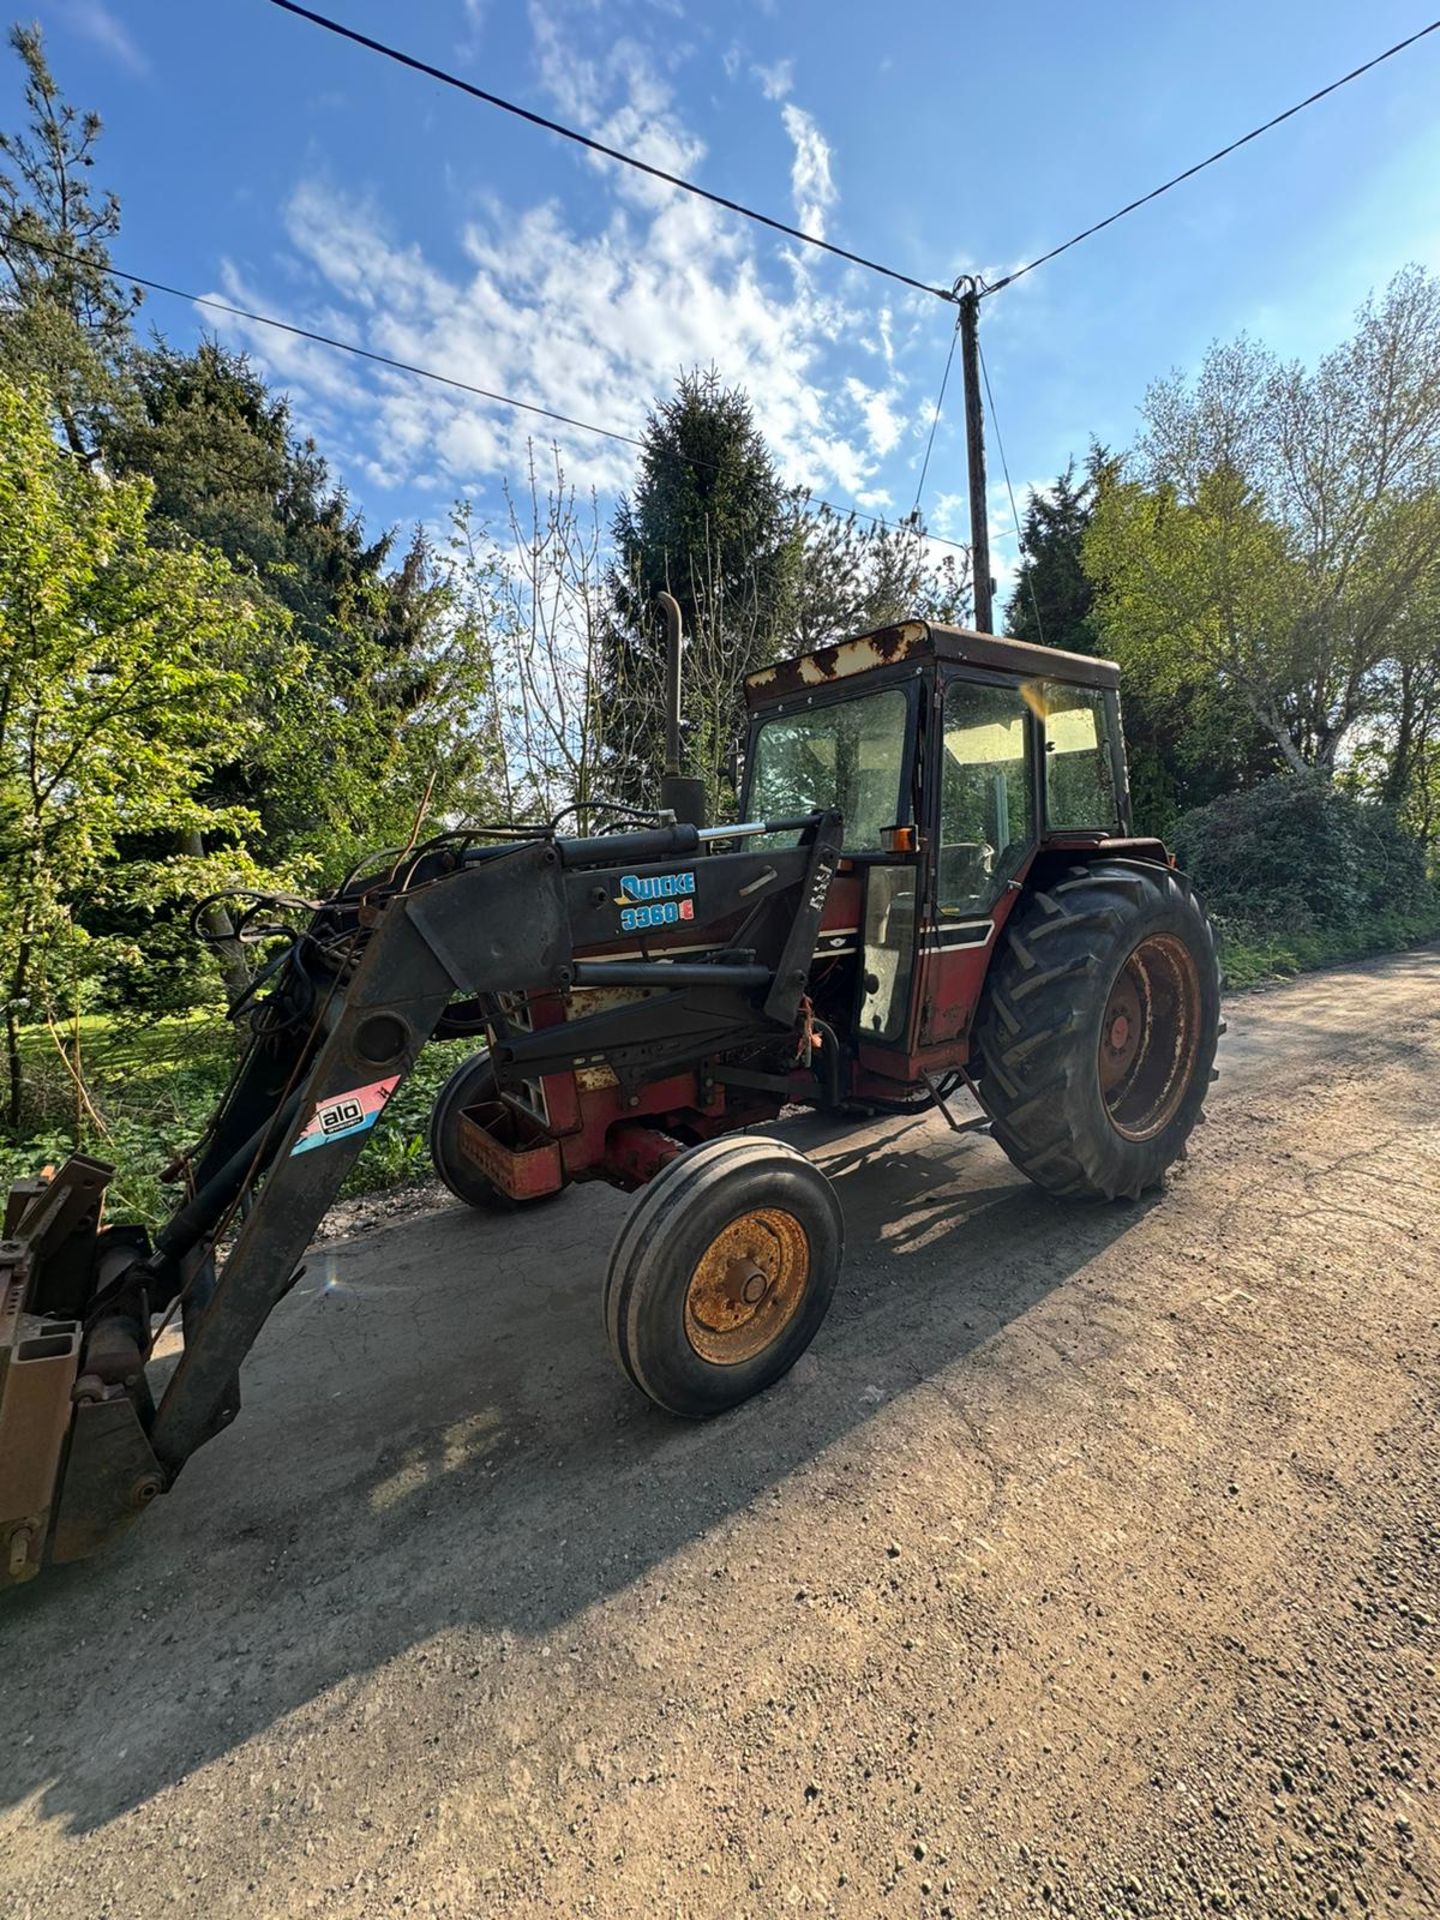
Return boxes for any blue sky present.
[14,1,1440,597]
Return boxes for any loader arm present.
[0,809,841,1585]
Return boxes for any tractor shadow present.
[0,1110,1159,1834]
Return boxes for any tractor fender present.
[1027,836,1172,879]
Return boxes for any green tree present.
[102,340,502,875]
[787,500,970,653]
[606,369,802,812]
[1365,563,1440,843]
[106,340,396,653]
[0,24,138,454]
[0,374,271,1125]
[1171,774,1432,936]
[1010,454,1277,831]
[1086,268,1440,781]
[1006,456,1104,656]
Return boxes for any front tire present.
[604,1136,843,1418]
[975,861,1221,1200]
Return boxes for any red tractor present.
[0,612,1220,1586]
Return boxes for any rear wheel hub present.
[1099,932,1203,1141]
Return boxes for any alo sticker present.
[291,1076,399,1156]
[616,869,696,933]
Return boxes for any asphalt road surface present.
[1,949,1437,1919]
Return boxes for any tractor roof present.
[743,619,1120,706]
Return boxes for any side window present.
[1039,683,1119,830]
[937,681,1035,916]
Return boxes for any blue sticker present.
[616,869,697,934]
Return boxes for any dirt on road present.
[1,950,1437,1920]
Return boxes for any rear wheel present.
[975,861,1221,1200]
[428,1048,564,1210]
[604,1136,843,1418]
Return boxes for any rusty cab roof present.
[743,618,1120,707]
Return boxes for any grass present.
[1216,903,1440,990]
[0,1009,472,1230]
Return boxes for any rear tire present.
[975,861,1221,1200]
[428,1048,563,1211]
[604,1136,843,1418]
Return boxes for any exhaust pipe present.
[656,592,707,829]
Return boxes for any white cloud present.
[781,103,836,241]
[988,478,1035,549]
[456,0,487,56]
[528,12,707,214]
[844,376,905,458]
[931,491,966,539]
[205,17,953,543]
[213,154,881,510]
[875,306,895,370]
[752,59,793,101]
[58,0,146,74]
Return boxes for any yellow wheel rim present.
[684,1207,811,1367]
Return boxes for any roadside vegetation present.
[1,28,1436,1220]
[0,1017,472,1231]
[1171,776,1440,986]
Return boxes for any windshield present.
[747,685,909,850]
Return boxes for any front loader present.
[0,608,1222,1588]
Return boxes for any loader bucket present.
[0,1157,163,1588]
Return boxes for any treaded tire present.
[974,860,1221,1201]
[428,1048,564,1211]
[604,1135,843,1419]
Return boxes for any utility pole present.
[956,278,993,633]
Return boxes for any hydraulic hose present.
[151,1087,306,1270]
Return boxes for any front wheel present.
[604,1136,844,1418]
[975,861,1222,1200]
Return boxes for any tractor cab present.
[740,620,1156,1093]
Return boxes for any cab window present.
[1038,683,1119,831]
[937,681,1035,916]
[747,686,909,851]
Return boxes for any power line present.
[984,16,1440,296]
[116,263,651,449]
[977,337,1042,640]
[910,312,960,528]
[264,0,956,307]
[12,231,972,556]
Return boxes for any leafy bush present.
[0,1013,475,1231]
[1215,906,1440,989]
[1172,774,1433,935]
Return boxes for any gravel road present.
[1,949,1437,1919]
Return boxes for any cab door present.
[856,856,921,1045]
[915,672,1039,1049]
